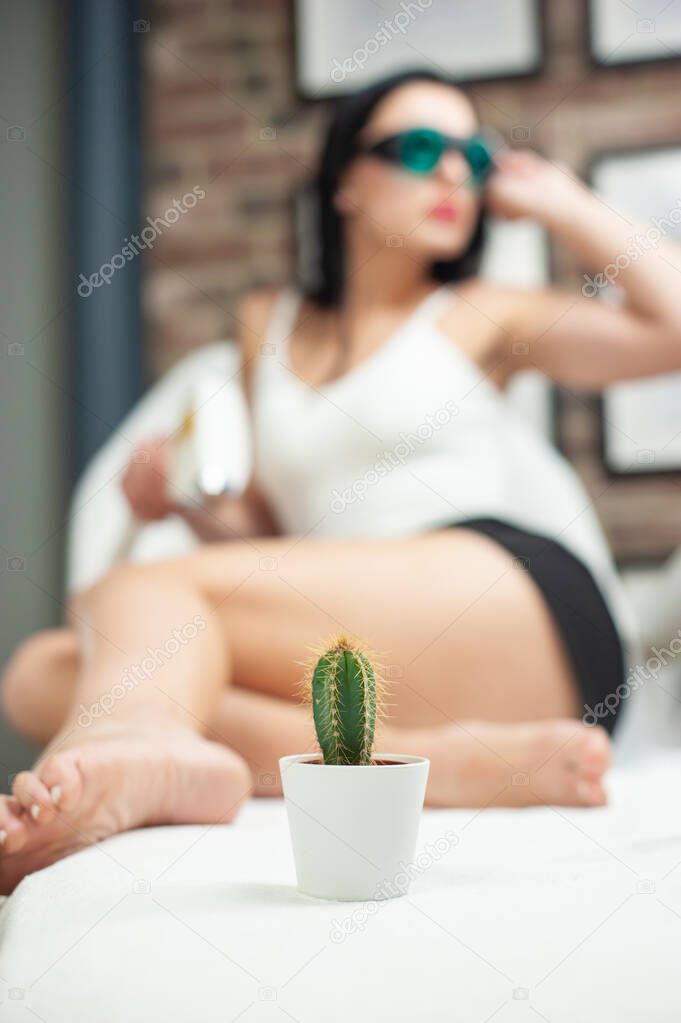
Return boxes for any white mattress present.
[1,754,681,1022]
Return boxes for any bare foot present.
[416,718,611,808]
[0,722,252,895]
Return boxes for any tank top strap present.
[263,287,303,354]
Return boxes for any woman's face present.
[337,82,482,261]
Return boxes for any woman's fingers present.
[122,437,174,521]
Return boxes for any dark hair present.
[302,69,487,308]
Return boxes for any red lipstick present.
[428,202,458,222]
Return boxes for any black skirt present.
[452,517,625,735]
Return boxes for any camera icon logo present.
[7,556,25,571]
[511,126,530,143]
[7,342,25,356]
[6,125,25,142]
[133,18,150,32]
[258,986,277,1002]
[386,234,404,248]
[259,556,278,572]
[259,126,276,141]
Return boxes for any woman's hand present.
[178,488,279,542]
[121,436,175,522]
[121,434,278,540]
[485,150,585,225]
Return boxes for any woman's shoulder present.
[442,276,532,320]
[235,286,284,352]
[236,285,309,367]
[439,277,537,339]
[233,287,287,400]
[236,286,326,355]
[437,277,539,380]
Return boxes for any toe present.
[36,753,83,813]
[532,720,583,772]
[581,725,612,778]
[12,770,55,824]
[0,797,28,854]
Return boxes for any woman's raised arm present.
[486,150,681,389]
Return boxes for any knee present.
[69,561,199,619]
[69,564,149,614]
[1,630,78,736]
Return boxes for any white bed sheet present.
[1,753,681,1022]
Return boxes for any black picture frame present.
[588,0,681,69]
[294,0,546,101]
[589,143,681,479]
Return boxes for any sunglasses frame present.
[360,127,495,183]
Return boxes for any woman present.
[2,70,681,894]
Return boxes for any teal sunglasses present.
[360,127,495,184]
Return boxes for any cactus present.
[307,635,382,766]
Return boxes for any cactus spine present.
[309,635,378,766]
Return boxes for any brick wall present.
[144,0,681,562]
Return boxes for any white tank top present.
[252,286,640,661]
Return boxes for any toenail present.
[50,785,62,806]
[30,803,41,820]
[0,829,7,846]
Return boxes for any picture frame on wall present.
[590,145,681,476]
[588,0,681,68]
[295,0,544,99]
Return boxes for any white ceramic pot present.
[279,753,430,902]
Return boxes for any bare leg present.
[3,625,609,809]
[155,528,583,726]
[211,688,610,810]
[5,529,580,735]
[0,571,251,894]
[1,528,610,845]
